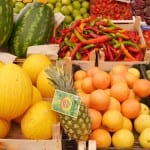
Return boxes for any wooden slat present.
[88,140,96,150]
[0,139,62,150]
[78,141,86,150]
[0,123,62,150]
[52,122,62,139]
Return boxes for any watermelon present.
[0,0,13,47]
[9,2,54,58]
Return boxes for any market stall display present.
[52,17,146,61]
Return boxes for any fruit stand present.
[0,0,150,150]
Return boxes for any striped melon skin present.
[0,0,13,47]
[9,2,54,58]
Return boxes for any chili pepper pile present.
[90,0,133,20]
[51,17,145,61]
[143,30,150,49]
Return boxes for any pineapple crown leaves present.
[45,63,76,94]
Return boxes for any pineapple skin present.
[60,103,91,141]
[46,64,92,141]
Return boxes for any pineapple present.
[46,60,91,141]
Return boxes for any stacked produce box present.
[90,0,133,20]
[131,0,150,25]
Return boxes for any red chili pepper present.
[106,44,114,61]
[95,21,108,26]
[70,43,84,59]
[84,26,99,34]
[61,20,81,37]
[135,51,145,61]
[127,46,140,53]
[82,35,110,45]
[70,33,79,43]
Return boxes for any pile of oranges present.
[73,64,150,148]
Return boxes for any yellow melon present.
[0,63,33,120]
[31,85,43,105]
[0,119,10,138]
[21,101,59,140]
[22,54,51,85]
[13,85,43,124]
[0,61,4,68]
[36,67,55,98]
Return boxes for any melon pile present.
[0,54,59,140]
[74,64,150,148]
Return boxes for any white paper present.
[54,12,65,28]
[27,44,60,60]
[115,0,130,3]
[0,52,17,63]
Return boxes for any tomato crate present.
[0,122,62,150]
[89,0,133,22]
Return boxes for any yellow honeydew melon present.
[0,118,11,138]
[36,67,55,98]
[31,85,43,105]
[0,61,4,68]
[21,101,59,140]
[13,85,43,124]
[0,63,33,120]
[22,54,51,85]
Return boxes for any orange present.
[80,94,90,108]
[81,77,95,93]
[76,89,86,97]
[124,72,138,88]
[110,82,129,102]
[121,116,133,131]
[121,98,141,119]
[74,80,82,89]
[133,79,150,98]
[128,89,135,99]
[74,70,87,81]
[102,110,123,132]
[110,74,126,86]
[90,89,110,111]
[104,88,110,96]
[87,66,101,77]
[88,108,102,130]
[92,71,110,89]
[110,64,128,75]
[89,128,111,148]
[107,97,121,112]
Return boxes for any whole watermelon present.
[9,2,54,58]
[0,0,13,47]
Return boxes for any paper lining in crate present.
[0,123,62,150]
[0,44,60,65]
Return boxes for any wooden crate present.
[71,59,150,150]
[0,122,62,150]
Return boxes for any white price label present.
[115,0,131,3]
[0,52,17,63]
